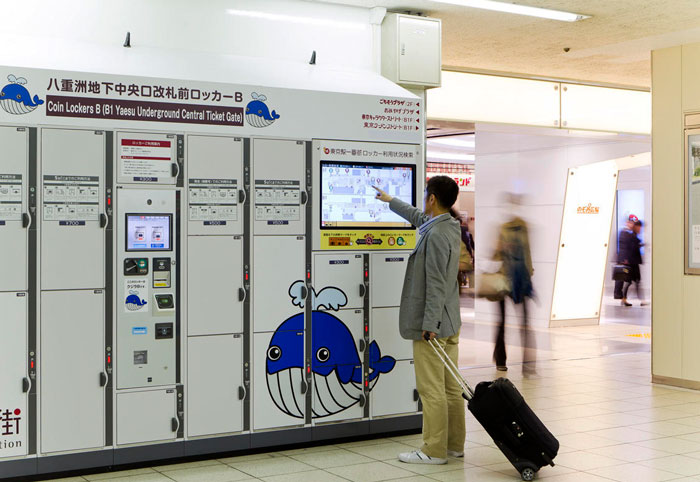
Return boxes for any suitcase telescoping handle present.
[424,333,475,400]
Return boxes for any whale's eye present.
[0,92,4,97]
[258,110,262,114]
[16,94,21,100]
[316,347,330,363]
[246,108,249,113]
[267,346,282,361]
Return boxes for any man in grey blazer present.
[374,176,464,465]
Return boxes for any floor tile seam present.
[222,457,319,478]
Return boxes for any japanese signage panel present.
[0,67,422,144]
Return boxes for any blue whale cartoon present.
[125,292,147,311]
[266,283,396,419]
[0,75,44,115]
[245,92,280,128]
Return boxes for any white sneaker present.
[398,449,447,465]
[447,449,464,457]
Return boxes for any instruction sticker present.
[254,179,301,222]
[124,278,149,313]
[0,174,22,222]
[188,178,238,222]
[119,138,173,180]
[43,175,99,222]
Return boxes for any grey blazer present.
[389,198,461,340]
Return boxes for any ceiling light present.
[428,137,475,149]
[433,0,589,22]
[427,152,475,162]
[226,9,368,30]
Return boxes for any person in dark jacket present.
[618,218,646,306]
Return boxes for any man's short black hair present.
[426,176,459,209]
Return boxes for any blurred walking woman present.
[492,207,535,374]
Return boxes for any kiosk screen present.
[126,214,173,251]
[321,162,415,228]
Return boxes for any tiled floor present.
[42,296,700,482]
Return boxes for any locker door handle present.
[359,284,366,298]
[22,212,31,229]
[359,393,367,408]
[238,287,247,302]
[99,372,108,387]
[300,380,308,394]
[413,389,420,402]
[300,191,308,205]
[100,213,108,229]
[300,285,308,300]
[22,377,31,393]
[238,189,247,204]
[358,339,366,352]
[238,385,246,401]
[171,417,179,432]
[171,162,180,178]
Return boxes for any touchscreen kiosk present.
[319,161,416,249]
[321,162,414,229]
[126,214,173,251]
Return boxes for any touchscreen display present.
[321,162,414,228]
[126,214,172,251]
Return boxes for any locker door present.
[187,335,243,437]
[0,126,28,292]
[187,135,244,235]
[188,236,243,335]
[371,307,413,361]
[41,290,104,453]
[41,128,105,290]
[371,360,418,418]
[252,139,306,235]
[370,253,409,307]
[0,292,27,458]
[313,254,364,309]
[253,331,306,430]
[311,309,364,423]
[116,389,177,445]
[253,236,305,333]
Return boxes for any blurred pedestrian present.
[492,194,535,374]
[617,216,647,306]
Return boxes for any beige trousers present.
[413,332,466,458]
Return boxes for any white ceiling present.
[316,0,700,88]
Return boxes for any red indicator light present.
[108,356,111,364]
[107,197,111,206]
[30,361,34,369]
[365,381,368,387]
[307,272,310,279]
[307,366,311,373]
[245,273,249,280]
[365,271,368,278]
[365,326,368,332]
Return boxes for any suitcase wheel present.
[520,467,537,481]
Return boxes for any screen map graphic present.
[321,162,414,228]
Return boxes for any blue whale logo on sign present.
[125,291,147,311]
[266,281,396,419]
[0,75,44,115]
[245,92,280,128]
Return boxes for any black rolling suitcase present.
[426,337,559,481]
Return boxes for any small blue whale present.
[245,93,280,128]
[125,294,147,311]
[0,75,44,115]
[266,311,396,418]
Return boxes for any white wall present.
[0,0,378,74]
[474,124,650,328]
